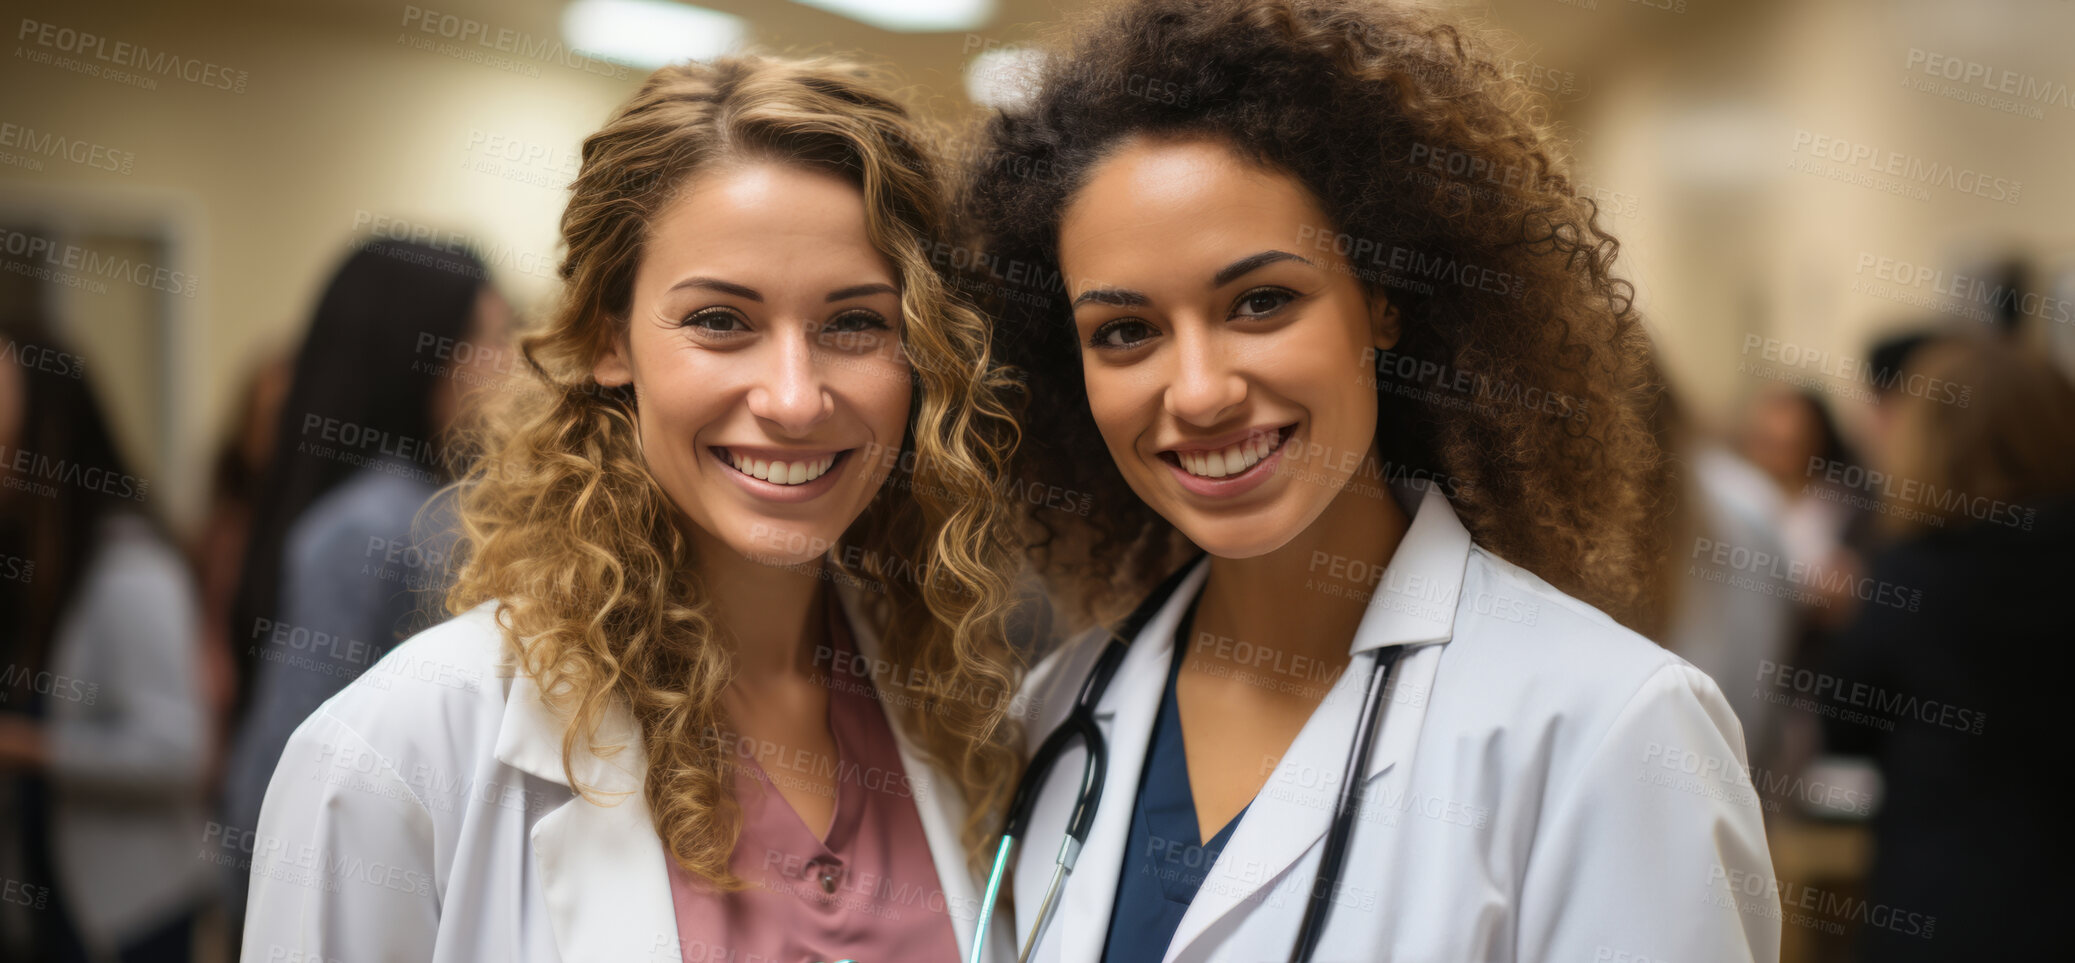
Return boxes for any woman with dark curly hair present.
[961,1,1776,961]
[242,56,1025,962]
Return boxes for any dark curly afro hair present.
[958,0,1675,634]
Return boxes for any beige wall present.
[1484,0,2075,441]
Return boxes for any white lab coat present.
[1009,486,1779,963]
[243,579,1013,963]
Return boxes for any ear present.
[593,329,633,387]
[1368,293,1402,353]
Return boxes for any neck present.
[1197,446,1413,665]
[686,525,828,686]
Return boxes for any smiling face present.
[595,161,912,568]
[1058,136,1398,559]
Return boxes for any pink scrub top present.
[661,590,964,963]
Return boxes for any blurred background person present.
[1854,329,1947,506]
[0,309,212,962]
[215,239,509,932]
[1816,334,2075,961]
[1736,384,1864,618]
[188,349,291,792]
[1734,386,1869,773]
[1656,377,1797,773]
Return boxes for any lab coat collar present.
[1344,483,1473,654]
[1160,486,1468,961]
[493,580,994,963]
[488,607,676,963]
[1062,485,1467,963]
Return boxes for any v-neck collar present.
[1150,592,1252,850]
[736,582,868,851]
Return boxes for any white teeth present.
[725,450,837,485]
[1175,430,1286,480]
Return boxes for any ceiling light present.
[789,0,997,33]
[561,0,747,70]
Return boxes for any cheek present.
[1268,322,1377,440]
[1081,367,1150,458]
[627,342,731,458]
[838,350,913,448]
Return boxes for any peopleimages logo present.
[1806,456,2035,531]
[1708,865,1936,939]
[1854,252,2073,325]
[16,17,251,92]
[1688,536,1922,612]
[0,443,150,501]
[1758,660,1986,736]
[0,120,136,174]
[0,229,198,298]
[1790,129,2022,204]
[1904,47,2074,116]
[397,5,630,80]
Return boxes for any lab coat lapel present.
[1058,558,1213,963]
[834,579,1001,963]
[1164,486,1470,963]
[495,670,679,963]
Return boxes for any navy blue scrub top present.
[1101,599,1254,963]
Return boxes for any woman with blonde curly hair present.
[960,1,1776,961]
[244,56,1023,963]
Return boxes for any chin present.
[713,513,848,568]
[1166,506,1304,560]
[1183,529,1293,560]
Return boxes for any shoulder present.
[287,466,441,561]
[1432,546,1742,762]
[79,512,189,593]
[1010,623,1111,744]
[66,514,196,635]
[283,600,515,793]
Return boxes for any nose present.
[745,329,834,435]
[1163,320,1247,426]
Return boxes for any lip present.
[1157,423,1297,499]
[708,445,852,503]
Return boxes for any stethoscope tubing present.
[976,558,1405,963]
[1287,644,1403,963]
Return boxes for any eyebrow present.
[1069,249,1317,310]
[1071,287,1151,309]
[669,277,761,301]
[665,278,898,303]
[1212,250,1314,287]
[826,282,897,302]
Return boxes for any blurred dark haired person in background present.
[1820,333,2075,961]
[216,238,508,928]
[0,308,210,962]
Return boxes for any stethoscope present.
[970,558,1408,963]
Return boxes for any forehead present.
[641,161,894,283]
[1058,137,1331,275]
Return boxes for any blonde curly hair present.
[444,55,1026,888]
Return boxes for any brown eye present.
[1090,318,1157,349]
[681,308,748,332]
[1232,288,1295,319]
[824,310,890,334]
